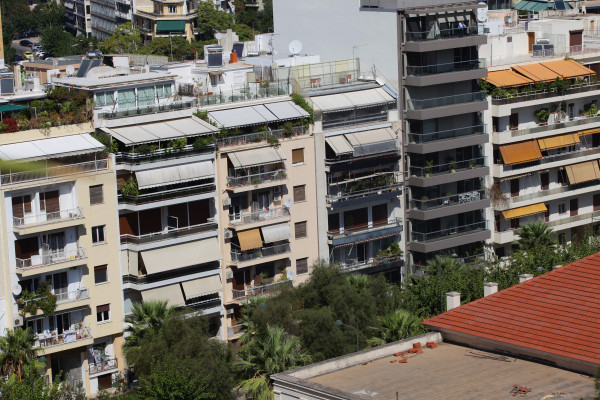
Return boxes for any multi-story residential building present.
[0,124,125,396]
[65,0,92,37]
[134,0,199,43]
[90,0,133,40]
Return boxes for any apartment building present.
[90,0,133,40]
[134,0,198,43]
[0,124,125,395]
[65,0,92,37]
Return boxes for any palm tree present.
[0,327,37,381]
[515,221,555,251]
[367,310,424,347]
[236,325,311,399]
[124,300,175,351]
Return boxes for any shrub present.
[534,108,550,124]
[291,93,314,123]
[4,118,18,133]
[120,176,139,198]
[193,135,215,150]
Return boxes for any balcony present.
[405,91,487,120]
[408,221,491,253]
[407,91,487,111]
[16,247,87,275]
[231,280,292,302]
[494,115,600,144]
[118,183,216,209]
[120,220,218,247]
[89,358,118,376]
[322,113,390,130]
[338,254,403,273]
[227,170,287,192]
[327,172,402,205]
[35,326,92,352]
[97,101,195,120]
[13,207,85,234]
[407,59,486,76]
[405,59,487,86]
[496,146,600,175]
[408,190,490,220]
[406,125,488,153]
[230,243,291,265]
[216,126,307,149]
[406,26,483,42]
[408,157,488,187]
[0,159,108,186]
[115,144,215,166]
[227,323,247,339]
[491,82,600,106]
[229,206,290,227]
[56,287,89,305]
[404,26,486,52]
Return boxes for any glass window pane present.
[118,89,136,110]
[138,86,155,107]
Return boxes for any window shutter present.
[292,149,304,164]
[89,185,104,205]
[12,197,24,219]
[372,204,388,226]
[293,185,305,202]
[97,304,110,313]
[295,221,307,238]
[296,258,308,274]
[23,195,32,213]
[44,191,60,214]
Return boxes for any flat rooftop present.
[308,343,594,399]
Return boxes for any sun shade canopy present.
[141,284,185,307]
[537,133,581,151]
[0,133,104,161]
[156,20,186,32]
[0,104,28,113]
[310,88,395,112]
[483,70,534,87]
[326,135,354,155]
[260,223,291,244]
[499,141,542,165]
[135,161,213,189]
[228,147,286,169]
[580,127,600,136]
[512,64,561,82]
[208,101,308,129]
[237,228,263,251]
[565,161,600,185]
[140,237,221,275]
[542,59,594,79]
[515,0,551,12]
[501,203,547,220]
[181,275,221,299]
[103,117,217,145]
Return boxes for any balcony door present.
[49,272,68,298]
[42,233,66,259]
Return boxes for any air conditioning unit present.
[226,270,233,280]
[226,308,235,315]
[14,317,23,327]
[273,186,282,201]
[224,229,233,239]
[222,197,232,207]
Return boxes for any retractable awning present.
[542,59,594,79]
[140,237,221,275]
[156,20,186,32]
[263,101,310,120]
[237,228,263,251]
[208,102,307,128]
[483,70,534,87]
[580,127,600,136]
[501,203,547,220]
[104,117,217,145]
[345,127,397,146]
[537,132,581,151]
[135,161,213,189]
[310,87,394,112]
[181,275,221,299]
[564,161,600,185]
[499,141,543,165]
[141,284,185,307]
[325,135,354,155]
[228,146,286,169]
[512,64,561,83]
[261,223,291,244]
[0,133,104,161]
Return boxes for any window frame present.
[89,185,104,205]
[94,265,108,285]
[295,221,307,238]
[92,225,106,244]
[292,148,305,165]
[96,304,111,323]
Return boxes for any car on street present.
[19,40,33,47]
[32,44,42,51]
[25,29,40,37]
[37,51,47,59]
[23,51,34,59]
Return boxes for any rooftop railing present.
[227,169,287,189]
[410,189,487,211]
[407,125,486,144]
[115,144,215,165]
[13,207,85,228]
[1,159,108,186]
[97,101,195,120]
[406,58,486,76]
[406,91,486,110]
[409,157,486,178]
[491,82,600,105]
[406,25,483,42]
[216,126,307,148]
[230,243,291,263]
[195,83,291,107]
[229,206,290,225]
[16,247,87,271]
[232,280,292,301]
[411,221,488,242]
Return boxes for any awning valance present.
[499,141,543,165]
[140,237,221,275]
[0,133,104,162]
[501,203,547,220]
[579,127,600,136]
[483,70,534,88]
[135,161,213,189]
[228,147,286,169]
[141,284,185,307]
[261,223,291,244]
[181,275,221,299]
[565,161,600,185]
[325,135,353,155]
[537,132,581,151]
[237,228,263,251]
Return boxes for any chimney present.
[484,282,498,297]
[519,274,534,283]
[446,292,461,311]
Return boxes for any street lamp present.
[335,319,359,352]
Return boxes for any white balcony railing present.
[16,247,87,271]
[35,326,92,349]
[55,287,89,304]
[13,207,85,228]
[229,206,290,225]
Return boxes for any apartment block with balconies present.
[134,0,198,42]
[0,125,125,396]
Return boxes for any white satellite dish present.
[284,197,294,208]
[477,4,488,22]
[215,32,224,40]
[288,40,302,56]
[12,284,22,296]
[66,65,75,76]
[287,270,296,281]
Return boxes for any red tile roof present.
[423,252,600,366]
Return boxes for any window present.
[292,148,304,165]
[95,91,114,106]
[97,304,110,322]
[210,74,218,86]
[510,218,520,229]
[156,84,172,98]
[117,89,136,110]
[296,258,308,275]
[168,5,176,13]
[89,185,104,205]
[293,185,306,202]
[295,221,307,238]
[138,86,155,107]
[94,265,108,284]
[558,203,567,214]
[92,225,106,244]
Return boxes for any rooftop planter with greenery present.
[480,75,598,102]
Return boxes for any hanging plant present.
[19,281,57,317]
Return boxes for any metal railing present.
[327,173,402,204]
[232,280,292,301]
[1,159,108,186]
[410,157,486,178]
[322,113,389,130]
[406,25,483,42]
[410,189,487,211]
[491,82,600,105]
[115,144,215,165]
[36,326,92,349]
[406,58,486,76]
[407,125,486,144]
[411,221,488,242]
[55,287,89,304]
[338,254,403,272]
[227,170,287,188]
[499,212,600,232]
[118,183,216,206]
[353,139,399,157]
[498,146,600,171]
[216,126,306,148]
[229,206,290,225]
[227,323,247,337]
[120,220,217,245]
[89,358,118,375]
[16,247,87,271]
[406,91,486,110]
[501,115,600,138]
[98,101,194,120]
[13,207,85,228]
[195,83,291,107]
[230,243,291,263]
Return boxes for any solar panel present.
[232,43,244,59]
[208,53,222,67]
[76,60,92,77]
[0,79,14,95]
[555,0,566,10]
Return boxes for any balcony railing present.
[338,254,403,272]
[328,218,402,238]
[503,114,600,138]
[55,287,89,304]
[13,207,85,228]
[322,113,390,130]
[227,323,247,337]
[0,159,108,186]
[327,173,402,203]
[406,25,483,42]
[406,91,486,110]
[411,221,488,242]
[229,206,290,225]
[118,183,215,206]
[115,144,215,165]
[407,125,486,144]
[406,58,486,76]
[498,146,600,171]
[120,220,217,245]
[89,358,118,375]
[491,82,600,105]
[232,280,292,301]
[410,157,486,178]
[227,170,287,189]
[230,243,291,263]
[36,326,92,349]
[97,101,195,120]
[16,247,87,271]
[216,126,306,148]
[410,189,487,211]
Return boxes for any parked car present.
[32,44,42,51]
[37,51,47,59]
[23,51,33,59]
[25,29,40,37]
[19,40,33,47]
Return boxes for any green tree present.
[197,2,235,40]
[0,327,37,382]
[367,310,425,347]
[99,22,142,54]
[139,36,191,61]
[124,300,175,353]
[33,2,66,30]
[514,221,555,252]
[41,25,75,57]
[0,367,87,400]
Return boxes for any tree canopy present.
[197,2,235,40]
[99,22,142,55]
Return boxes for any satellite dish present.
[215,32,224,40]
[66,65,75,76]
[284,198,293,208]
[12,284,22,296]
[288,40,302,55]
[477,5,488,22]
[287,270,296,281]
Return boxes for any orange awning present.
[501,203,547,220]
[564,161,600,185]
[483,69,534,88]
[512,63,561,83]
[237,228,263,251]
[499,141,543,165]
[580,127,600,136]
[541,59,594,80]
[537,132,581,151]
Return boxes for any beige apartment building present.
[0,124,125,396]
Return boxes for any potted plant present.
[425,160,434,177]
[447,158,456,173]
[469,160,476,169]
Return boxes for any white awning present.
[166,117,217,137]
[181,275,221,299]
[141,284,185,307]
[310,92,354,112]
[261,223,291,243]
[103,117,217,145]
[345,127,397,146]
[310,87,395,112]
[140,237,221,275]
[0,133,104,161]
[208,102,308,129]
[228,147,286,169]
[264,101,309,120]
[325,135,354,155]
[135,160,213,189]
